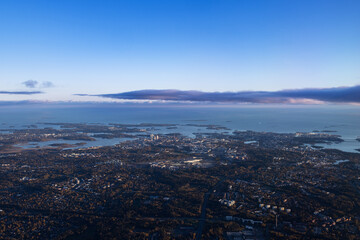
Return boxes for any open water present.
[0,103,359,152]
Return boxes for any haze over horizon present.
[0,0,359,104]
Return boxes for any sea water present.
[0,103,359,152]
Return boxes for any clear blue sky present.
[0,0,359,101]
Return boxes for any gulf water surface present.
[0,104,359,152]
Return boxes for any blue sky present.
[0,0,359,102]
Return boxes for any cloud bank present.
[0,91,43,95]
[77,85,360,104]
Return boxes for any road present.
[195,179,223,240]
[195,192,210,240]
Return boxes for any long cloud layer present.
[0,91,43,95]
[77,85,360,104]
